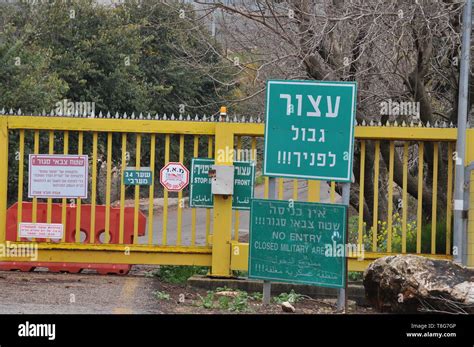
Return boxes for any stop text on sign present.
[264,80,357,182]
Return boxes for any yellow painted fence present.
[0,114,473,276]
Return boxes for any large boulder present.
[363,255,474,313]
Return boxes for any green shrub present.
[350,215,450,254]
[153,266,209,284]
[273,290,303,304]
[229,292,250,312]
[197,292,215,309]
[153,290,170,300]
[197,289,252,312]
[348,271,363,281]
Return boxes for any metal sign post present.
[262,177,276,306]
[337,181,351,312]
[453,0,471,265]
[257,79,357,309]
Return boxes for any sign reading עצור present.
[264,80,357,182]
[189,158,255,210]
[248,199,347,288]
[28,154,88,199]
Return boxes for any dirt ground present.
[0,265,373,314]
[152,282,373,314]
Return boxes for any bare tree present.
[172,0,464,230]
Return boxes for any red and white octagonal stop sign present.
[159,162,190,192]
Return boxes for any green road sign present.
[189,159,213,207]
[123,168,153,186]
[248,199,347,288]
[264,80,357,182]
[189,158,255,210]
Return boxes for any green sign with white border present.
[248,199,347,288]
[123,167,153,186]
[264,80,357,182]
[189,158,255,210]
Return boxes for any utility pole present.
[453,0,471,264]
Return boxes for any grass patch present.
[196,287,261,312]
[273,290,303,304]
[224,292,250,312]
[153,290,170,301]
[348,271,363,281]
[249,291,263,301]
[232,270,248,278]
[153,265,209,284]
[197,292,215,309]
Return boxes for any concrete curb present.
[187,275,368,306]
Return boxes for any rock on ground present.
[363,255,474,313]
[214,291,239,298]
[281,301,296,313]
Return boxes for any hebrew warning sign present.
[248,199,347,288]
[264,80,357,182]
[28,154,88,199]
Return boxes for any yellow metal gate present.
[0,114,472,275]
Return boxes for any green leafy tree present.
[0,0,233,114]
[0,0,235,203]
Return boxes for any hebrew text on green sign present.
[264,80,357,182]
[249,199,347,288]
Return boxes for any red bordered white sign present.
[19,222,64,239]
[28,154,88,199]
[159,162,190,192]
